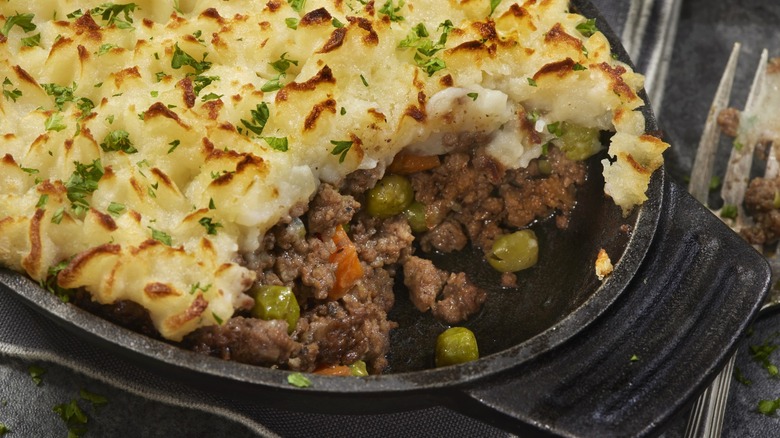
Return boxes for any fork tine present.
[721,49,769,229]
[689,43,741,205]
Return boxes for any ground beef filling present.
[81,143,586,374]
[741,176,780,245]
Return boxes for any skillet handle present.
[453,178,771,437]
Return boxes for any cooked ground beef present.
[403,256,487,323]
[431,272,487,324]
[82,141,586,374]
[188,317,300,366]
[403,256,448,312]
[741,176,780,245]
[717,107,741,138]
[410,144,585,255]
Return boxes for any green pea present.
[404,201,428,233]
[556,122,602,161]
[250,285,300,334]
[365,174,414,218]
[487,229,539,272]
[349,360,369,376]
[536,158,552,176]
[435,327,479,367]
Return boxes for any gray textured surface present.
[5,1,768,436]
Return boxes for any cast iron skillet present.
[0,1,772,436]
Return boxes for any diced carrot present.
[388,152,440,174]
[313,365,352,376]
[328,225,363,300]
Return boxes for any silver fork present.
[684,43,776,438]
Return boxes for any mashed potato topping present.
[0,0,667,340]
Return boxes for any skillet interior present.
[386,153,642,372]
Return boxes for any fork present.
[684,43,777,438]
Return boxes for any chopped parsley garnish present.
[51,207,65,225]
[527,77,537,87]
[53,399,88,437]
[287,372,312,388]
[721,204,738,220]
[199,217,223,235]
[759,398,780,416]
[576,18,599,37]
[21,32,42,47]
[28,364,46,386]
[419,57,446,77]
[210,170,233,179]
[573,63,587,71]
[0,422,9,436]
[147,182,159,198]
[263,136,289,152]
[332,18,345,28]
[93,3,138,29]
[399,21,452,76]
[36,194,49,208]
[149,227,172,246]
[107,202,126,216]
[100,130,137,154]
[201,92,223,102]
[212,312,224,324]
[360,74,369,87]
[270,53,299,74]
[285,18,299,29]
[378,0,405,22]
[80,389,108,408]
[192,75,220,96]
[261,76,284,92]
[208,198,216,209]
[41,82,77,110]
[65,159,104,216]
[260,53,298,92]
[190,282,212,294]
[171,43,212,75]
[2,77,22,102]
[96,43,119,56]
[489,0,502,16]
[630,354,639,362]
[289,0,307,13]
[21,166,39,174]
[340,107,346,115]
[547,121,564,137]
[40,259,74,300]
[167,139,181,153]
[44,113,67,132]
[241,102,270,136]
[467,92,479,101]
[192,30,205,44]
[1,12,36,37]
[330,140,354,163]
[749,335,780,377]
[76,97,95,119]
